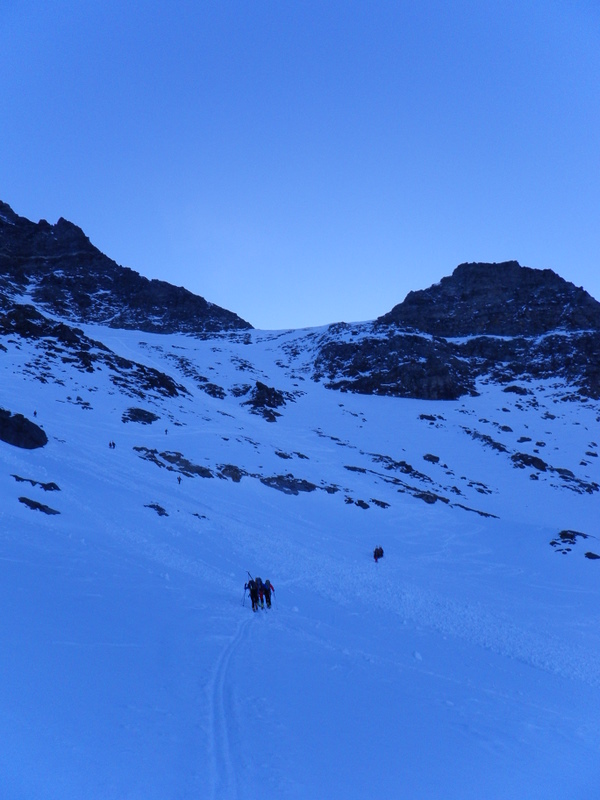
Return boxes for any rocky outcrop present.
[0,201,252,334]
[378,261,600,336]
[242,381,292,421]
[122,408,161,424]
[18,497,60,514]
[0,409,48,449]
[313,262,600,400]
[314,332,476,400]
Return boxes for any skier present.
[255,577,265,608]
[245,579,259,612]
[263,579,274,609]
[373,546,384,562]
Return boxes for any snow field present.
[1,323,599,797]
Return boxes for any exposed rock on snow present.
[259,474,317,494]
[1,304,187,399]
[134,447,214,478]
[18,496,59,514]
[0,408,48,448]
[144,502,168,516]
[122,407,161,424]
[11,474,59,491]
[550,529,592,555]
[242,380,292,421]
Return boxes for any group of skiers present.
[244,576,274,611]
[244,549,383,611]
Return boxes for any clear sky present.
[2,1,599,329]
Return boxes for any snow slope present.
[1,323,599,799]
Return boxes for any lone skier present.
[373,546,384,562]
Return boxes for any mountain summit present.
[315,261,600,400]
[378,260,600,336]
[0,200,252,334]
[2,201,600,402]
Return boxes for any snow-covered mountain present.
[1,202,599,799]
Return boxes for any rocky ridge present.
[312,261,600,401]
[1,206,598,558]
[2,202,600,404]
[0,201,251,334]
[378,260,600,336]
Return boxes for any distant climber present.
[263,579,274,608]
[373,546,384,562]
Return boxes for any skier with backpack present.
[245,578,260,611]
[255,577,265,608]
[373,546,384,563]
[263,579,274,609]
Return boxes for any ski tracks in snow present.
[206,614,250,800]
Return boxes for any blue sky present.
[2,1,599,329]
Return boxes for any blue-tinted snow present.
[0,322,599,799]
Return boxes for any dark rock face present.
[458,331,600,399]
[145,502,168,516]
[313,262,600,401]
[18,496,60,514]
[550,529,590,555]
[0,409,48,449]
[512,452,548,472]
[314,333,477,400]
[0,201,252,334]
[12,474,60,491]
[243,381,292,421]
[218,464,246,482]
[122,408,160,424]
[378,261,600,336]
[259,474,317,494]
[133,447,213,478]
